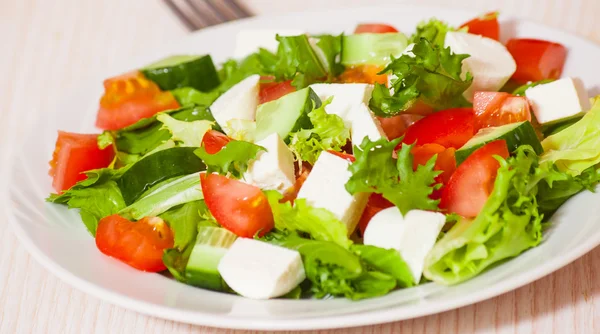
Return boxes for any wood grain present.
[1,0,599,333]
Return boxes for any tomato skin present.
[411,144,457,184]
[459,12,500,40]
[201,130,231,154]
[354,24,399,34]
[440,140,509,218]
[358,194,394,235]
[49,131,115,192]
[201,173,274,238]
[402,108,476,149]
[259,79,295,104]
[96,215,174,272]
[96,71,180,130]
[327,150,356,163]
[506,39,567,83]
[377,114,424,140]
[474,92,531,128]
[337,65,388,85]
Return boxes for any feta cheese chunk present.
[363,207,445,283]
[210,75,260,135]
[309,83,374,128]
[350,103,387,145]
[218,238,305,299]
[244,133,295,193]
[234,29,306,58]
[297,151,369,235]
[525,78,590,124]
[445,31,517,101]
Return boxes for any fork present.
[164,0,253,30]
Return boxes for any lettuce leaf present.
[351,245,414,288]
[288,98,350,164]
[512,79,554,96]
[157,114,213,147]
[194,140,265,178]
[160,200,218,250]
[314,34,345,79]
[265,191,352,248]
[46,168,126,236]
[424,146,543,285]
[411,18,455,47]
[170,87,220,107]
[221,119,256,142]
[369,38,472,117]
[346,137,441,215]
[541,97,600,176]
[262,231,397,300]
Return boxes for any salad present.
[47,12,600,300]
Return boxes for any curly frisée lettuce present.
[369,38,472,117]
[424,146,543,285]
[157,114,213,147]
[346,137,441,215]
[410,18,456,47]
[288,98,350,164]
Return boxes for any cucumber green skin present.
[184,269,227,291]
[141,55,220,92]
[455,122,543,165]
[117,147,206,205]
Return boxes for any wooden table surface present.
[2,0,600,333]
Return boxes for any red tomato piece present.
[259,79,296,104]
[377,114,425,140]
[506,39,567,83]
[474,92,532,128]
[354,23,399,34]
[440,140,509,218]
[327,150,356,163]
[337,65,388,85]
[201,173,274,238]
[49,131,115,192]
[357,194,394,235]
[96,71,180,130]
[201,130,231,154]
[411,144,457,185]
[459,11,500,40]
[96,215,174,272]
[402,108,476,149]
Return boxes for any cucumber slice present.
[255,87,321,142]
[117,147,205,205]
[341,33,409,66]
[456,121,542,165]
[141,55,220,92]
[185,227,238,291]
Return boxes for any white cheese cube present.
[244,133,295,193]
[234,29,306,58]
[210,75,259,135]
[309,83,374,128]
[363,207,445,283]
[350,103,387,146]
[444,31,516,102]
[218,238,305,299]
[297,151,369,235]
[525,78,590,124]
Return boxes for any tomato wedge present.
[354,23,398,34]
[49,131,115,192]
[327,150,356,163]
[337,65,388,85]
[440,140,509,218]
[259,79,296,104]
[96,71,180,130]
[459,11,500,40]
[201,173,274,238]
[357,194,394,235]
[377,114,424,140]
[402,108,476,149]
[411,144,457,185]
[506,39,567,83]
[474,92,532,128]
[96,215,174,272]
[201,130,231,154]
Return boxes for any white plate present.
[7,4,600,331]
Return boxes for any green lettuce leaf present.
[194,140,265,178]
[221,119,256,142]
[424,146,543,285]
[411,18,455,47]
[314,34,345,79]
[170,87,220,107]
[346,137,441,215]
[160,200,218,250]
[541,97,600,176]
[265,191,352,248]
[369,38,472,117]
[157,114,213,147]
[351,245,414,288]
[512,79,554,96]
[46,168,126,236]
[262,231,397,300]
[288,97,350,164]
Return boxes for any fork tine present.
[204,0,231,22]
[164,0,208,30]
[164,0,201,30]
[223,0,252,18]
[187,0,223,27]
[164,0,253,31]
